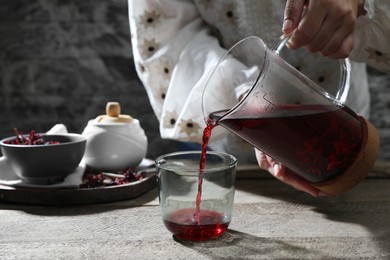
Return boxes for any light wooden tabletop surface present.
[1,162,390,260]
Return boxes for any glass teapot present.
[201,36,380,195]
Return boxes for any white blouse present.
[128,0,390,162]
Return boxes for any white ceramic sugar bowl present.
[81,102,148,172]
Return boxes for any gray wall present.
[0,0,178,160]
[1,0,389,161]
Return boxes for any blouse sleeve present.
[128,0,235,143]
[350,0,390,73]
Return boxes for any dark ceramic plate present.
[0,170,156,206]
[0,158,157,205]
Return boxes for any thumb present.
[283,0,306,35]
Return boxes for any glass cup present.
[156,151,237,241]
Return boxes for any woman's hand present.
[282,0,366,59]
[255,149,328,197]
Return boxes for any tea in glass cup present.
[156,151,237,241]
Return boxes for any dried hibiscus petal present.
[79,167,147,188]
[4,128,60,145]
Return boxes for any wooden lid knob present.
[106,102,121,117]
[95,102,133,123]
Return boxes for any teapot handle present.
[272,34,351,104]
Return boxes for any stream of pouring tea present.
[195,121,215,223]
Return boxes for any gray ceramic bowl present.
[0,133,86,185]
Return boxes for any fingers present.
[283,0,307,35]
[288,1,328,48]
[322,29,354,59]
[285,0,358,59]
[255,149,328,197]
[255,149,277,174]
[272,165,324,197]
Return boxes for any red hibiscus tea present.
[156,150,236,242]
[163,208,230,241]
[210,104,363,183]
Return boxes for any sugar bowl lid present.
[94,102,133,124]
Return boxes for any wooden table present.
[1,162,389,259]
